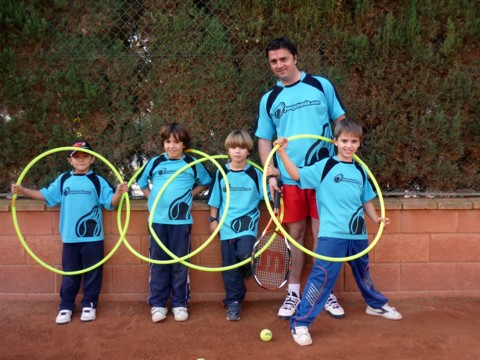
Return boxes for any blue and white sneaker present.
[366,303,403,320]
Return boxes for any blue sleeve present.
[40,175,63,207]
[318,77,346,120]
[98,177,116,210]
[136,158,155,190]
[361,169,377,204]
[195,161,212,186]
[207,171,221,208]
[255,90,276,140]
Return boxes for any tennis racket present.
[251,180,291,290]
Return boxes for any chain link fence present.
[1,0,479,197]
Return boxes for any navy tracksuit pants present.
[148,223,191,308]
[59,241,104,311]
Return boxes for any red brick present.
[111,209,149,235]
[458,209,480,232]
[0,236,25,264]
[431,234,480,261]
[402,210,457,233]
[24,235,62,266]
[456,263,480,290]
[106,235,143,265]
[0,213,17,235]
[190,270,223,293]
[15,211,54,235]
[111,265,149,293]
[0,265,53,292]
[402,263,456,290]
[373,234,430,263]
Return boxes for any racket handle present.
[273,179,282,209]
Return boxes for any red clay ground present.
[1,297,479,360]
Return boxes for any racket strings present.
[252,231,290,289]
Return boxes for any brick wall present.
[1,197,479,302]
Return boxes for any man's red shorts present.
[281,184,319,223]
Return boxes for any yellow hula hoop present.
[262,134,385,262]
[119,151,268,272]
[11,147,130,275]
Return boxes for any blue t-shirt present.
[255,72,345,185]
[208,163,266,240]
[297,156,376,240]
[137,153,212,225]
[40,170,115,243]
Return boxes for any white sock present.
[288,284,300,296]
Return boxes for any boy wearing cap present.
[11,141,128,324]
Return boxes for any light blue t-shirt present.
[256,72,345,185]
[208,163,266,240]
[137,153,212,225]
[40,170,115,243]
[298,156,376,240]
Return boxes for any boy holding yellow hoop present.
[136,123,212,323]
[274,118,402,346]
[11,141,128,325]
[207,129,266,321]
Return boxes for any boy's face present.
[67,152,95,174]
[268,48,298,85]
[164,134,185,160]
[334,133,361,162]
[227,146,249,165]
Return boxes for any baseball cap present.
[69,141,94,157]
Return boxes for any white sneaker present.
[80,307,96,322]
[172,307,189,322]
[291,326,312,346]
[278,290,301,320]
[56,310,72,325]
[324,293,345,319]
[366,303,403,320]
[151,307,168,322]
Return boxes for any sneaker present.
[55,310,72,325]
[151,307,168,323]
[172,307,189,322]
[226,302,241,321]
[366,303,403,320]
[291,326,312,346]
[80,307,96,322]
[324,293,345,319]
[278,290,300,320]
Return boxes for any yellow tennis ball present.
[260,329,272,342]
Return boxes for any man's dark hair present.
[265,36,298,59]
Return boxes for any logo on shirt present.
[63,187,92,196]
[333,174,362,186]
[272,100,321,120]
[76,206,102,238]
[231,208,259,233]
[222,185,252,192]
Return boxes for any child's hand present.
[116,182,128,194]
[273,137,288,152]
[11,184,22,195]
[377,217,390,227]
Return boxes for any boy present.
[207,129,266,321]
[274,118,402,346]
[137,123,212,323]
[11,141,128,324]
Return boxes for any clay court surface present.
[0,297,479,360]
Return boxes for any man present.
[255,36,346,320]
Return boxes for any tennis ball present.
[260,329,272,342]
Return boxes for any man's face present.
[267,48,298,85]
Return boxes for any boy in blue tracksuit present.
[207,129,267,321]
[137,122,212,323]
[274,118,402,346]
[11,141,127,324]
